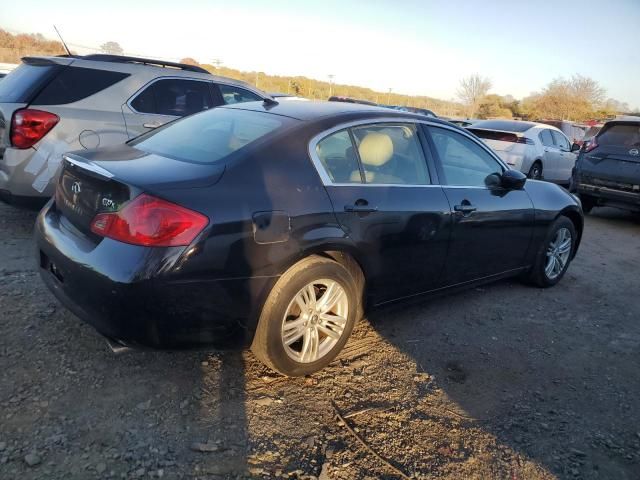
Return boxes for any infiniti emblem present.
[630,148,639,156]
[71,181,82,194]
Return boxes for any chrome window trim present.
[308,117,508,188]
[126,76,265,116]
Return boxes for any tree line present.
[1,29,635,121]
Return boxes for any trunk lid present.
[55,145,224,236]
[581,121,640,187]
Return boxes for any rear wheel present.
[528,161,543,180]
[526,216,576,287]
[251,255,358,376]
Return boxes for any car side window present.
[316,130,361,183]
[351,124,431,185]
[551,130,570,151]
[539,129,554,147]
[131,79,214,116]
[219,85,262,104]
[428,126,503,187]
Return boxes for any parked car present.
[328,95,378,106]
[444,118,478,128]
[35,100,583,376]
[467,120,580,184]
[571,119,640,213]
[0,54,269,204]
[387,105,437,118]
[269,92,309,101]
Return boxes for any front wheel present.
[251,255,358,376]
[526,216,576,287]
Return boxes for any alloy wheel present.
[545,227,572,280]
[281,279,349,363]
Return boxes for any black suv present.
[572,119,640,213]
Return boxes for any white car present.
[467,120,580,184]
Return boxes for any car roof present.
[21,55,260,91]
[222,99,454,125]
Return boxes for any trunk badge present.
[629,148,639,156]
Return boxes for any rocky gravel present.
[1,201,639,479]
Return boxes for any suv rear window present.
[130,107,285,164]
[0,63,62,103]
[598,123,640,147]
[31,66,129,105]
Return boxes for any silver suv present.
[0,54,268,202]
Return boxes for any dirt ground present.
[1,201,639,480]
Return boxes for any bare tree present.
[100,41,124,56]
[569,74,605,108]
[457,74,492,117]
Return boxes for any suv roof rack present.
[80,54,210,74]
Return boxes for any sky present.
[3,0,640,108]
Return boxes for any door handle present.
[454,203,477,214]
[143,121,164,129]
[344,199,377,213]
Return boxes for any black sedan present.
[35,100,583,376]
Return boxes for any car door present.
[538,128,561,180]
[551,130,576,183]
[122,78,218,138]
[311,121,452,303]
[424,124,535,285]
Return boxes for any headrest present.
[358,132,393,167]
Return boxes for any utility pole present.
[386,88,392,105]
[211,58,222,69]
[328,74,335,98]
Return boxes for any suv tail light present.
[584,137,598,153]
[11,109,60,149]
[90,194,208,247]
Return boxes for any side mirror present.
[571,143,581,152]
[501,169,527,189]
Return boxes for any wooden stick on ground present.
[331,400,412,480]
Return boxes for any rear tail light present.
[11,109,60,149]
[584,137,598,153]
[90,194,208,247]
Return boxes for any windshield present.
[130,107,286,164]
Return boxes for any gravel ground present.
[0,201,639,480]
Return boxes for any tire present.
[528,161,543,180]
[251,255,358,376]
[526,216,576,288]
[579,194,595,214]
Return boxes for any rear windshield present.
[598,123,640,147]
[130,107,286,164]
[471,120,535,133]
[0,63,62,103]
[468,128,519,143]
[32,66,129,105]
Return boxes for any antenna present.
[53,25,72,57]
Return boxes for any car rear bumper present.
[577,182,640,210]
[35,200,276,350]
[0,147,55,199]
